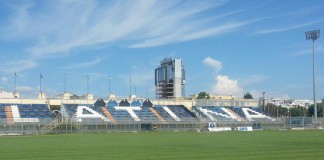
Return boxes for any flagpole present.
[40,73,42,94]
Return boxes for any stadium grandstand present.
[1,94,317,135]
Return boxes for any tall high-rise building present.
[155,58,185,99]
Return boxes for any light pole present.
[262,92,266,112]
[109,76,112,95]
[40,73,43,95]
[322,98,324,125]
[305,29,320,128]
[322,98,324,114]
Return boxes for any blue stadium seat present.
[17,104,52,118]
[0,103,51,120]
[198,106,234,121]
[230,107,246,118]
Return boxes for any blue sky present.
[0,0,324,100]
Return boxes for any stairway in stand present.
[5,106,14,125]
[149,107,166,123]
[195,122,208,131]
[41,119,59,134]
[101,107,116,124]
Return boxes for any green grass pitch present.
[1,130,324,160]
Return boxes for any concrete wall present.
[0,98,48,104]
[152,99,194,110]
[195,99,258,107]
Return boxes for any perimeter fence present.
[0,117,323,135]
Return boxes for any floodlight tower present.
[305,29,320,128]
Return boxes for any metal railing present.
[0,117,323,135]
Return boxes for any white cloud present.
[131,72,154,87]
[318,77,324,83]
[202,57,243,97]
[120,71,154,87]
[15,86,36,98]
[130,22,249,48]
[240,75,268,86]
[3,2,33,38]
[212,75,243,97]
[16,86,33,92]
[249,90,262,99]
[15,85,59,99]
[293,45,324,56]
[1,77,8,83]
[0,59,38,73]
[203,57,223,73]
[44,88,59,98]
[266,92,291,100]
[0,1,259,74]
[254,19,323,35]
[249,90,291,100]
[116,70,155,96]
[1,1,252,58]
[64,57,103,69]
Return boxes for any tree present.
[197,92,210,99]
[289,106,307,117]
[264,103,289,117]
[243,92,253,99]
[307,103,323,117]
